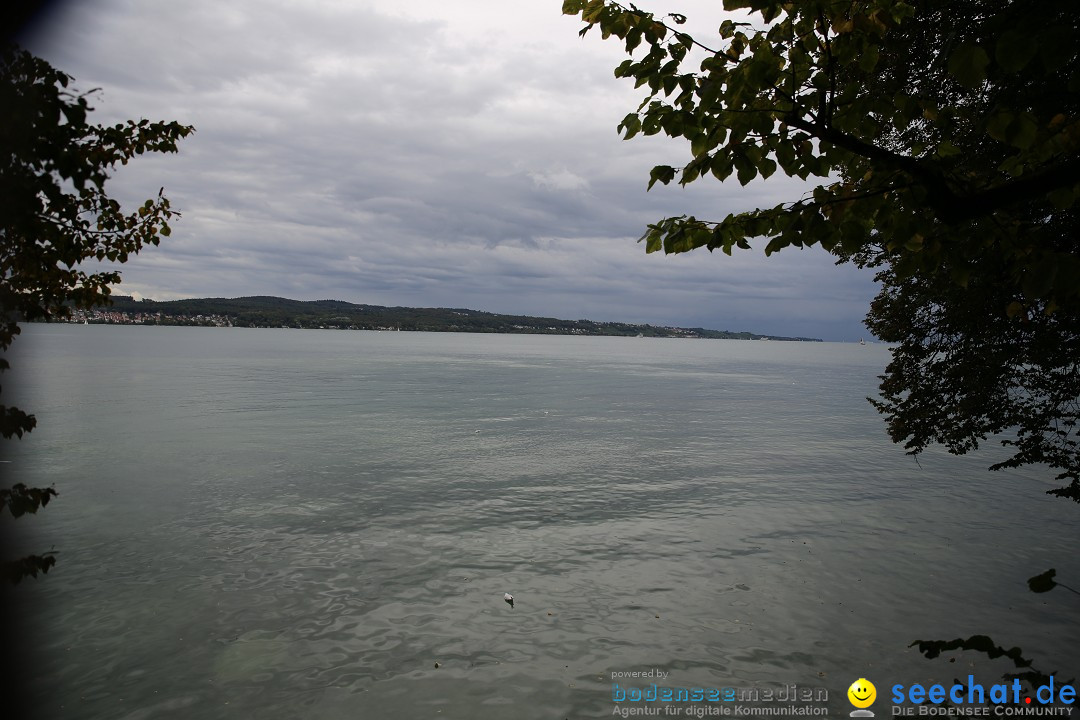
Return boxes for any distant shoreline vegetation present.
[46,295,823,342]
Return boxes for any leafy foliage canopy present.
[563,0,1080,497]
[0,45,193,581]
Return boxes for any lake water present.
[4,325,1077,719]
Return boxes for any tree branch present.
[783,113,1080,224]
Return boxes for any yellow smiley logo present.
[848,678,876,708]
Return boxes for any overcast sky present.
[21,0,879,340]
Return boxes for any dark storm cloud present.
[22,0,878,340]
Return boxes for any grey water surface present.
[5,325,1077,719]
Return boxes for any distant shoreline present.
[44,295,824,342]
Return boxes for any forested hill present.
[90,295,822,341]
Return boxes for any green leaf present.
[734,154,756,186]
[987,110,1039,150]
[639,224,663,253]
[647,165,676,190]
[582,0,606,23]
[710,155,734,181]
[995,30,1038,73]
[947,43,990,88]
[775,141,797,172]
[934,141,962,158]
[950,266,970,288]
[690,132,708,157]
[758,157,777,180]
[1007,112,1039,149]
[985,110,1014,142]
[1047,186,1077,210]
[1022,257,1058,298]
[858,44,880,72]
[561,0,584,15]
[618,113,641,140]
